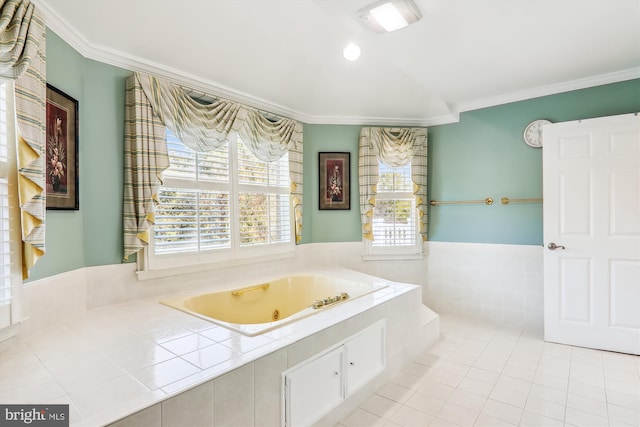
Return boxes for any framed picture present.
[319,152,350,210]
[46,84,78,210]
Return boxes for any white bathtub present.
[160,274,387,336]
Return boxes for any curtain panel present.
[123,72,304,261]
[358,127,428,242]
[0,0,46,279]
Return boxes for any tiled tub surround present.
[2,241,543,424]
[18,242,544,340]
[0,269,434,426]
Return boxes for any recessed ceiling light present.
[358,0,421,34]
[343,43,361,61]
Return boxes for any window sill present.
[136,250,295,281]
[361,253,425,262]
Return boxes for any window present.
[0,81,22,337]
[364,161,422,257]
[146,129,292,270]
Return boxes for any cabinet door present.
[285,347,344,426]
[345,321,385,395]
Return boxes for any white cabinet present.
[284,347,344,427]
[345,322,385,395]
[283,320,385,427]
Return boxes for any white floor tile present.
[340,408,387,427]
[519,410,564,427]
[527,382,567,405]
[389,405,434,427]
[567,378,607,401]
[608,404,640,426]
[523,396,565,422]
[436,401,480,426]
[418,379,456,401]
[566,392,609,418]
[606,390,640,411]
[405,391,446,416]
[340,315,640,427]
[466,367,500,386]
[448,389,487,412]
[391,371,427,390]
[457,377,494,397]
[474,413,517,427]
[428,417,459,427]
[481,399,522,425]
[564,407,609,426]
[376,382,415,404]
[489,385,528,409]
[359,394,402,419]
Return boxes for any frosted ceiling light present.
[343,43,361,61]
[359,0,421,34]
[370,2,407,32]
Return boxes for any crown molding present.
[39,0,639,128]
[303,112,459,127]
[38,0,310,120]
[456,67,640,114]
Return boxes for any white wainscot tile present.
[106,404,161,427]
[161,381,214,427]
[213,363,254,427]
[254,348,287,427]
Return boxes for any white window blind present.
[148,129,292,270]
[237,141,290,246]
[366,161,421,257]
[0,82,11,314]
[0,81,21,335]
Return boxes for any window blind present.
[372,162,417,247]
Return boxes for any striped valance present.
[0,0,46,278]
[123,72,304,261]
[359,127,428,241]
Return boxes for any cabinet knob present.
[334,371,339,376]
[349,362,355,366]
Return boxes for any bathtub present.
[160,274,387,336]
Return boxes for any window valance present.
[0,0,46,278]
[124,72,304,261]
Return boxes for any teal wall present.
[302,124,362,243]
[428,81,640,244]
[28,30,130,281]
[27,29,640,281]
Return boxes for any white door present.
[543,112,640,355]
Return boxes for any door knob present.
[547,242,566,250]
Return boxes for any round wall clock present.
[523,119,551,148]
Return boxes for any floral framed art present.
[46,84,79,210]
[319,152,350,210]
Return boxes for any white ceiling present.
[37,0,640,126]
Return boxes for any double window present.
[146,129,292,270]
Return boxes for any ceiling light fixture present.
[343,43,361,61]
[358,0,421,34]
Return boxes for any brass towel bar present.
[429,197,543,206]
[500,197,543,205]
[231,283,270,296]
[430,197,494,206]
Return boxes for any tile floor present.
[336,315,640,427]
